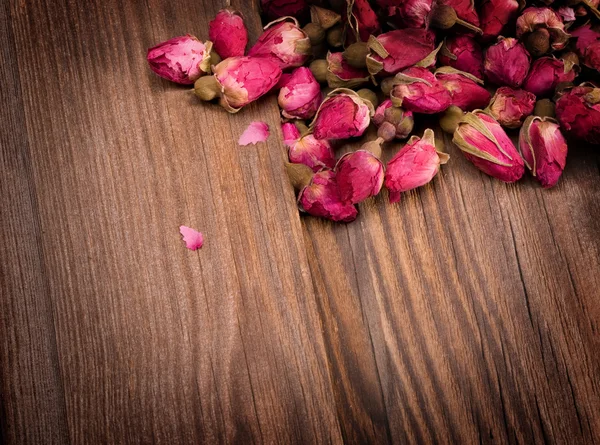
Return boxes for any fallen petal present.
[238,121,270,146]
[180,226,204,250]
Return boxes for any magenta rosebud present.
[522,57,577,97]
[335,148,385,204]
[209,9,248,59]
[278,67,321,120]
[377,0,434,29]
[486,87,536,129]
[147,35,213,85]
[480,0,519,40]
[571,25,600,71]
[439,35,484,79]
[585,41,600,71]
[298,169,358,222]
[516,7,570,54]
[326,52,369,89]
[248,17,311,70]
[346,0,381,43]
[555,85,600,144]
[373,99,415,141]
[366,29,436,76]
[261,0,308,21]
[390,67,452,114]
[453,111,525,182]
[519,116,568,188]
[435,67,491,111]
[207,56,281,113]
[311,89,373,140]
[484,38,531,88]
[282,123,336,172]
[438,0,480,27]
[384,129,450,203]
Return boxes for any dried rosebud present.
[380,77,395,96]
[519,116,568,188]
[261,0,308,21]
[209,9,248,59]
[248,17,311,70]
[326,25,344,48]
[303,23,325,46]
[440,105,465,134]
[326,52,370,89]
[147,35,213,85]
[311,89,373,140]
[197,56,282,113]
[439,35,484,79]
[278,67,321,120]
[486,87,536,129]
[571,24,600,71]
[522,57,577,97]
[484,38,531,87]
[309,59,328,83]
[377,0,434,29]
[437,0,480,28]
[335,148,385,204]
[516,7,571,54]
[342,42,370,69]
[435,67,491,111]
[282,123,336,172]
[555,85,600,144]
[453,111,525,182]
[366,29,436,76]
[310,6,341,30]
[430,5,482,34]
[384,129,449,203]
[346,0,381,43]
[297,169,358,222]
[356,89,379,109]
[373,99,415,141]
[479,0,519,40]
[584,41,600,71]
[390,67,452,114]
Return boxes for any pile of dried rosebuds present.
[148,0,600,224]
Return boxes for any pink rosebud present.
[486,87,536,129]
[282,123,336,172]
[209,9,248,59]
[326,52,370,89]
[555,85,600,144]
[261,0,308,21]
[479,0,519,40]
[180,226,204,250]
[516,7,570,54]
[384,129,450,203]
[453,111,525,182]
[585,41,600,71]
[438,0,480,28]
[346,0,381,43]
[439,35,484,79]
[390,67,452,114]
[147,35,213,85]
[298,169,358,222]
[373,99,415,141]
[571,24,600,57]
[366,29,436,76]
[435,67,491,111]
[522,57,577,97]
[248,17,311,70]
[278,67,321,120]
[519,116,568,188]
[335,148,385,204]
[484,38,531,87]
[377,0,434,29]
[311,89,373,140]
[210,56,282,113]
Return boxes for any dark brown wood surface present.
[1,0,599,443]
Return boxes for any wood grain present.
[1,0,599,443]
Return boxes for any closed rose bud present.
[311,89,373,140]
[390,67,452,114]
[453,111,525,182]
[555,85,600,144]
[248,17,311,70]
[366,29,436,76]
[486,87,536,129]
[282,123,336,172]
[346,0,381,43]
[326,52,370,89]
[208,9,248,59]
[373,99,415,141]
[480,0,519,40]
[199,56,281,113]
[335,147,385,204]
[519,116,568,188]
[516,7,571,55]
[278,67,322,120]
[147,35,213,85]
[584,41,600,71]
[439,35,484,79]
[571,24,600,58]
[435,67,491,111]
[298,169,358,222]
[522,57,577,97]
[377,0,434,29]
[384,129,449,203]
[429,5,483,34]
[484,37,531,87]
[261,0,308,21]
[437,0,480,28]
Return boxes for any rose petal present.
[180,225,204,250]
[238,121,270,146]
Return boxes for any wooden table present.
[2,0,599,443]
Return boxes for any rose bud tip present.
[361,137,385,158]
[194,75,220,101]
[343,42,370,69]
[285,162,314,191]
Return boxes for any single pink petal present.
[238,121,270,146]
[180,225,204,250]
